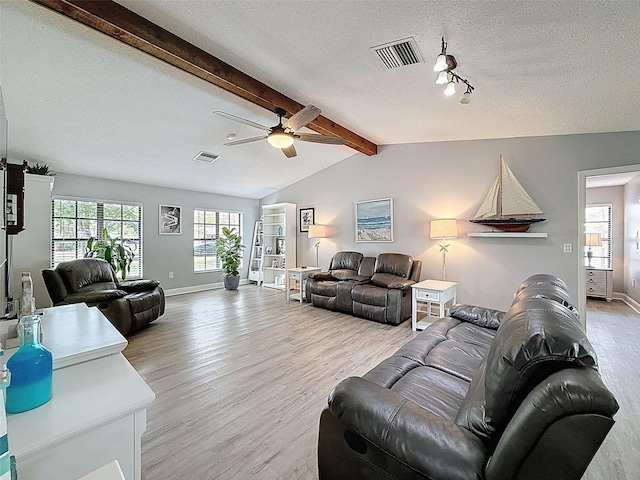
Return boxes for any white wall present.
[586,186,625,292]
[624,176,640,304]
[262,131,640,311]
[51,173,259,290]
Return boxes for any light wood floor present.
[123,288,640,479]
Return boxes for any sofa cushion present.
[374,253,413,278]
[311,280,339,297]
[449,304,504,330]
[455,298,598,443]
[329,251,363,271]
[119,279,160,292]
[58,258,116,292]
[370,273,413,290]
[351,284,386,307]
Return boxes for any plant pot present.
[223,275,240,290]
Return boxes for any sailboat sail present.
[472,155,543,220]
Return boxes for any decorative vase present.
[6,315,53,414]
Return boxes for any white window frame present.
[584,203,612,269]
[51,196,143,278]
[193,208,243,273]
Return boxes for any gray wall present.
[624,176,640,304]
[586,185,625,293]
[262,131,640,311]
[53,174,259,290]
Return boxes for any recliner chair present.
[42,258,165,336]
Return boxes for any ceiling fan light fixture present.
[444,81,456,96]
[460,91,471,105]
[267,132,294,149]
[435,71,449,85]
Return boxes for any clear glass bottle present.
[6,315,53,414]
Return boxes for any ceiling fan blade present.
[223,135,267,146]
[295,133,347,145]
[282,144,297,158]
[283,105,321,132]
[213,111,271,131]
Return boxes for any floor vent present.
[193,151,220,164]
[370,37,423,69]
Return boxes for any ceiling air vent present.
[193,151,220,164]
[370,37,424,70]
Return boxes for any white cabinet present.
[586,268,613,302]
[10,174,55,309]
[260,203,296,290]
[248,221,263,283]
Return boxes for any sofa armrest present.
[64,289,128,304]
[370,273,414,291]
[449,304,505,330]
[386,278,415,291]
[328,377,487,480]
[119,279,160,293]
[308,272,335,281]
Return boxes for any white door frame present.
[578,164,640,326]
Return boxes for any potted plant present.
[85,228,135,281]
[215,226,245,290]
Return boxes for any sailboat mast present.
[498,155,503,217]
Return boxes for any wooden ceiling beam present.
[28,0,378,156]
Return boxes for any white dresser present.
[586,268,613,302]
[6,304,155,480]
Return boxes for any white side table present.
[411,280,458,331]
[286,267,321,302]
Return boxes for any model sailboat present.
[470,155,545,232]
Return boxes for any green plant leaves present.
[84,227,135,280]
[215,227,245,277]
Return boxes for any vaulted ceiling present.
[1,1,639,199]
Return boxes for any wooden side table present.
[411,280,457,331]
[285,267,321,302]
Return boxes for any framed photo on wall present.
[355,198,393,242]
[300,207,315,232]
[159,204,182,235]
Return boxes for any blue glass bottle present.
[6,315,53,414]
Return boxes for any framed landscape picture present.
[355,198,393,242]
[159,204,182,235]
[300,207,315,232]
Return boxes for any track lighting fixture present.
[433,37,475,104]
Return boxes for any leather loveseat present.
[306,252,422,325]
[43,258,165,336]
[318,274,618,480]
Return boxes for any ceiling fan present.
[213,105,347,158]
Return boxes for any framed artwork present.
[159,204,182,235]
[300,207,315,232]
[355,198,393,242]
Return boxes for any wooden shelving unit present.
[248,220,263,284]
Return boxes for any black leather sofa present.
[42,258,165,336]
[318,274,618,480]
[306,252,422,325]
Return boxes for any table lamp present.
[430,219,458,281]
[308,225,327,268]
[585,232,602,268]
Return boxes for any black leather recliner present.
[42,258,165,336]
[318,274,618,480]
[306,252,422,325]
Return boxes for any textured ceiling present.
[1,1,639,199]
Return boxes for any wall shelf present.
[467,232,548,238]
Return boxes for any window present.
[584,204,612,269]
[194,209,242,272]
[52,198,143,278]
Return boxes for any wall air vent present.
[370,37,424,70]
[193,151,220,164]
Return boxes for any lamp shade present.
[308,225,327,239]
[430,219,458,239]
[585,232,602,247]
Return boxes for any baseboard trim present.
[612,292,640,315]
[164,279,250,297]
